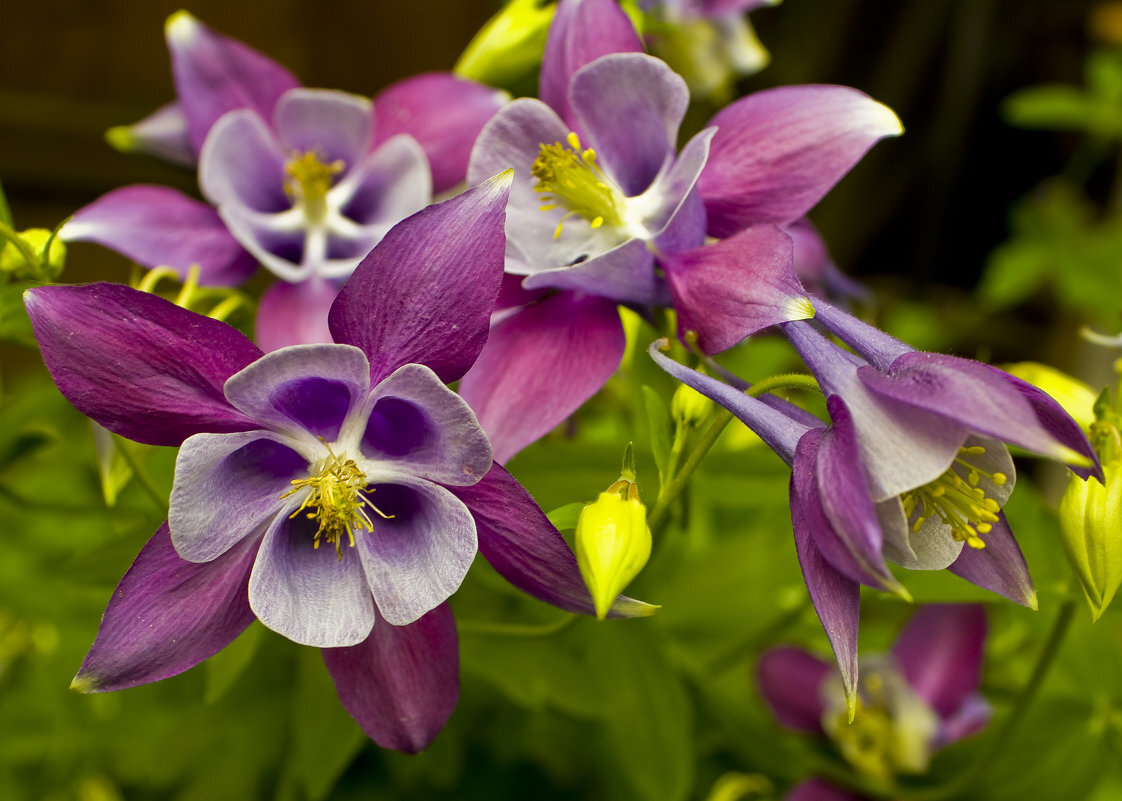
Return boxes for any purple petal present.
[648,130,715,253]
[862,352,1096,467]
[663,224,811,355]
[354,478,477,626]
[540,0,643,128]
[948,513,1037,609]
[892,604,987,720]
[521,238,661,305]
[786,779,868,801]
[449,463,657,618]
[360,364,492,486]
[810,303,911,370]
[457,292,625,464]
[255,277,340,352]
[273,88,373,167]
[249,510,376,647]
[790,467,861,702]
[170,431,304,562]
[223,343,370,441]
[756,646,830,733]
[328,172,512,385]
[997,371,1101,478]
[648,341,815,464]
[198,110,290,214]
[372,72,507,194]
[72,523,257,693]
[569,53,688,195]
[809,403,902,593]
[110,101,195,167]
[786,219,869,303]
[60,185,256,286]
[938,693,992,745]
[323,602,459,753]
[341,134,433,230]
[25,284,262,446]
[699,85,902,236]
[165,10,300,153]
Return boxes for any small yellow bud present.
[670,380,713,428]
[1059,463,1122,620]
[1,228,66,280]
[575,484,652,620]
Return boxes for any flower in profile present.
[649,300,1098,699]
[461,0,899,462]
[61,10,506,351]
[757,605,990,800]
[27,174,653,753]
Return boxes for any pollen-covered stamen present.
[284,149,345,225]
[281,443,393,560]
[900,446,1007,550]
[531,132,627,239]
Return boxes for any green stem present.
[457,613,577,638]
[0,221,39,270]
[647,373,820,531]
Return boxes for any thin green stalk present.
[115,439,169,513]
[648,373,820,531]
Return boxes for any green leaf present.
[1002,85,1122,137]
[642,385,672,492]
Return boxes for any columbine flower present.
[61,11,506,350]
[459,0,900,462]
[757,605,990,800]
[649,300,1098,698]
[27,175,653,753]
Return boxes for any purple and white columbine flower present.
[60,11,506,351]
[758,605,991,800]
[650,300,1098,698]
[458,0,901,462]
[28,174,653,754]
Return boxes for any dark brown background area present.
[0,0,1105,304]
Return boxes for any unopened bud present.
[671,380,713,428]
[575,480,652,620]
[454,0,553,87]
[1059,463,1122,620]
[1,228,66,280]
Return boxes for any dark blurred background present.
[0,0,1110,351]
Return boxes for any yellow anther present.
[566,131,581,149]
[284,149,344,224]
[531,132,628,238]
[899,445,1009,549]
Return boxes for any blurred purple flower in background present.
[757,605,990,800]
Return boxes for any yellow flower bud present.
[575,483,652,620]
[1,227,66,281]
[671,380,713,429]
[1059,463,1122,620]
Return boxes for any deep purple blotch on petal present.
[699,85,901,237]
[756,646,830,733]
[662,223,806,355]
[73,523,258,693]
[61,185,257,286]
[166,11,300,154]
[790,463,861,702]
[323,602,459,753]
[373,73,507,194]
[458,292,624,464]
[25,284,263,447]
[328,172,512,386]
[892,604,987,720]
[540,0,643,129]
[948,513,1036,609]
[787,778,869,801]
[450,463,655,618]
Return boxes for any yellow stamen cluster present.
[901,446,1007,549]
[284,149,344,224]
[281,444,392,560]
[531,132,626,238]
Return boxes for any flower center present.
[900,446,1007,549]
[284,149,345,225]
[281,444,392,560]
[531,132,627,239]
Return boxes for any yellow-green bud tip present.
[70,674,97,694]
[105,125,135,154]
[165,10,201,44]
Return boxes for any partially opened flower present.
[461,0,897,462]
[61,11,506,350]
[650,312,1097,700]
[27,174,653,753]
[757,605,990,800]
